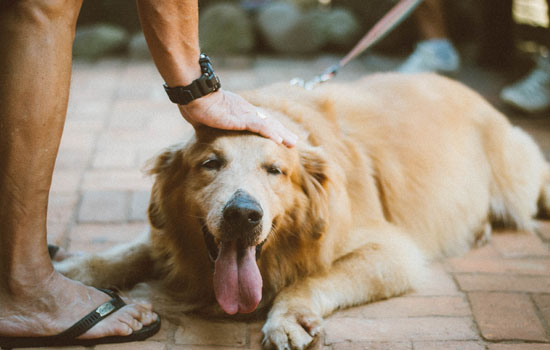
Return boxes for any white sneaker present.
[500,56,550,114]
[398,39,460,75]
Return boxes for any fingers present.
[179,89,298,147]
[248,110,298,148]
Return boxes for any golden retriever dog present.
[56,73,550,350]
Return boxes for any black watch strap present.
[163,54,221,105]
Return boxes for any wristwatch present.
[163,54,221,105]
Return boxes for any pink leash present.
[292,0,424,89]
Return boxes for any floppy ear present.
[145,147,184,230]
[299,145,330,239]
[148,182,166,229]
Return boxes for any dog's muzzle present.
[221,190,263,245]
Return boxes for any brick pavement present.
[42,55,550,349]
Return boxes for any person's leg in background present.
[398,0,460,74]
[500,0,550,114]
[0,0,156,341]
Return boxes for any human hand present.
[178,89,298,148]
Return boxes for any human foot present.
[0,271,158,341]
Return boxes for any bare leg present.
[398,0,459,74]
[0,0,156,339]
[415,0,449,39]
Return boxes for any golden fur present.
[56,73,550,350]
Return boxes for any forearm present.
[136,0,201,86]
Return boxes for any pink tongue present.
[213,241,263,314]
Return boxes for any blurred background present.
[74,0,549,64]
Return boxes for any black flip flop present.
[0,288,161,349]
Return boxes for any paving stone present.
[50,170,82,194]
[94,341,166,350]
[468,292,548,342]
[333,296,470,318]
[174,316,247,346]
[47,193,79,243]
[130,190,150,221]
[48,193,79,227]
[92,148,137,169]
[487,344,550,350]
[170,346,244,350]
[458,242,500,260]
[324,317,478,343]
[332,341,412,350]
[148,317,176,342]
[55,149,92,171]
[492,231,549,257]
[68,223,148,253]
[249,321,265,350]
[82,170,153,191]
[412,341,486,350]
[533,294,550,329]
[447,257,550,275]
[21,347,86,350]
[456,274,550,293]
[538,220,550,242]
[78,190,127,223]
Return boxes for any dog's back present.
[246,73,550,259]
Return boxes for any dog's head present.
[147,126,329,315]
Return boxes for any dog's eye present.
[265,165,284,175]
[202,158,222,170]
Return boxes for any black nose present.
[222,190,263,234]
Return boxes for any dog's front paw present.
[262,308,323,350]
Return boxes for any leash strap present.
[292,0,424,89]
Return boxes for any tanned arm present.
[136,0,297,147]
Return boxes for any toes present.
[118,311,143,332]
[262,314,318,350]
[297,314,323,337]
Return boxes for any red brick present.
[533,294,550,329]
[248,321,265,350]
[108,100,161,130]
[332,341,412,350]
[77,191,128,223]
[94,341,166,350]
[55,149,92,171]
[456,274,550,293]
[82,170,153,191]
[58,130,97,151]
[460,243,500,260]
[148,317,176,342]
[66,99,112,121]
[92,148,137,169]
[68,223,148,253]
[492,231,549,258]
[538,220,550,242]
[412,341,486,350]
[468,292,547,341]
[22,347,86,350]
[174,315,247,346]
[333,296,470,318]
[47,194,78,241]
[63,119,104,133]
[487,345,550,350]
[130,191,150,222]
[170,346,243,350]
[447,257,550,275]
[50,170,82,194]
[324,317,478,343]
